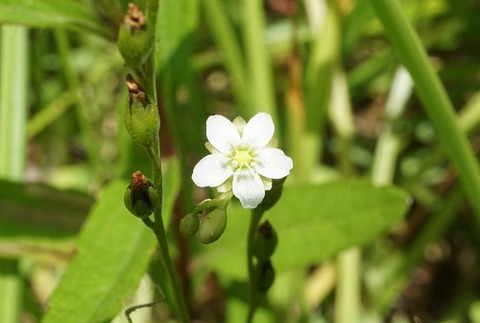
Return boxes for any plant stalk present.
[146,146,190,323]
[368,0,480,219]
[246,208,264,323]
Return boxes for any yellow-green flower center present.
[232,150,254,168]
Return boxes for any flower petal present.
[242,112,274,149]
[255,147,293,179]
[192,154,233,187]
[232,169,265,209]
[206,115,241,152]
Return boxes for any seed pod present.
[117,3,153,67]
[253,260,275,293]
[252,220,278,262]
[259,177,286,211]
[125,75,159,148]
[124,171,159,219]
[180,212,200,237]
[197,207,227,244]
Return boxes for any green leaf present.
[269,181,408,269]
[0,180,92,259]
[42,180,155,323]
[42,158,181,322]
[156,0,199,70]
[196,180,409,278]
[0,0,111,39]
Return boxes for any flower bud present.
[124,171,159,219]
[253,260,275,293]
[258,177,286,211]
[125,75,159,148]
[117,3,153,67]
[197,207,227,244]
[252,220,278,262]
[180,212,199,237]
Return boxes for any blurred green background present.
[1,0,480,322]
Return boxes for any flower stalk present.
[145,145,190,323]
[190,111,291,320]
[246,207,264,323]
[120,3,189,316]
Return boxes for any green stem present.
[26,88,77,139]
[0,262,23,323]
[329,67,355,176]
[372,66,412,186]
[203,0,248,109]
[243,0,276,121]
[0,24,28,323]
[246,208,264,323]
[305,1,339,135]
[145,145,190,323]
[193,192,233,213]
[402,89,480,190]
[53,29,101,173]
[329,67,359,323]
[0,25,28,178]
[146,145,162,195]
[335,249,360,323]
[368,0,480,218]
[368,65,412,314]
[140,1,189,319]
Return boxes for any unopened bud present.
[197,207,227,244]
[253,260,275,292]
[125,75,159,147]
[124,171,159,218]
[117,3,153,67]
[180,212,199,237]
[259,177,286,211]
[252,220,278,261]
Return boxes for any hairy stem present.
[146,145,190,322]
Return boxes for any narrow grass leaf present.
[0,0,111,38]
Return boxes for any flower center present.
[232,149,254,169]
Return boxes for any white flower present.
[192,112,293,209]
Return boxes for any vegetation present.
[1,0,480,322]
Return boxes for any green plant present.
[2,0,480,321]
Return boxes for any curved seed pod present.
[180,212,200,237]
[124,75,160,148]
[258,177,286,211]
[254,260,275,293]
[252,220,278,262]
[124,171,159,219]
[117,3,153,67]
[197,207,227,244]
